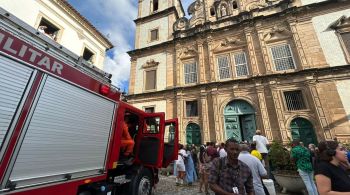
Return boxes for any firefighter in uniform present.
[121,116,135,161]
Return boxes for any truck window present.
[143,117,160,134]
[164,123,175,144]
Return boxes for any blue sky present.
[68,0,193,92]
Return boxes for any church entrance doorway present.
[224,100,256,142]
[290,118,318,146]
[185,123,201,145]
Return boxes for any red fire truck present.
[0,8,178,195]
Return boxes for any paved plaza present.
[153,175,302,195]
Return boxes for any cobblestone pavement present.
[153,175,214,195]
[153,175,300,195]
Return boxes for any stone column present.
[256,26,273,74]
[288,19,309,69]
[211,87,222,142]
[174,90,185,144]
[197,40,206,84]
[128,57,137,94]
[244,27,260,75]
[166,48,175,88]
[307,81,332,139]
[206,36,217,82]
[269,83,289,141]
[255,84,273,140]
[175,43,182,86]
[200,88,210,144]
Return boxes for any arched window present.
[232,1,238,9]
[210,7,216,16]
[153,0,159,12]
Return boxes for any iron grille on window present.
[184,62,197,84]
[186,101,198,117]
[284,90,306,111]
[217,55,231,79]
[234,52,248,76]
[271,44,296,71]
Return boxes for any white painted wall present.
[336,80,350,121]
[134,53,167,94]
[300,0,327,5]
[1,0,107,69]
[312,9,350,67]
[140,0,170,18]
[138,17,169,48]
[132,100,167,118]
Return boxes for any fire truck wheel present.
[130,168,153,195]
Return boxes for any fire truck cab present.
[0,8,178,195]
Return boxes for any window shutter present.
[217,56,231,79]
[340,32,350,55]
[271,44,295,71]
[184,62,197,84]
[153,0,159,11]
[186,101,198,117]
[145,70,156,90]
[234,52,248,76]
[151,29,158,41]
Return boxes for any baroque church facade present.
[128,0,350,145]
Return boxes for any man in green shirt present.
[291,139,318,195]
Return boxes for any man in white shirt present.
[218,143,227,158]
[252,130,269,167]
[239,144,267,195]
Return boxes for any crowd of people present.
[174,130,350,195]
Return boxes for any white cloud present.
[68,0,137,89]
[69,0,195,90]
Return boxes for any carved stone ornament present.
[244,1,268,11]
[213,37,246,53]
[179,45,198,59]
[141,59,159,69]
[263,25,292,42]
[329,15,350,33]
[188,0,205,27]
[173,17,189,31]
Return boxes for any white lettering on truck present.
[0,32,63,75]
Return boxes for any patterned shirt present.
[208,157,253,195]
[291,145,313,172]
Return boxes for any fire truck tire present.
[78,191,91,195]
[130,168,153,195]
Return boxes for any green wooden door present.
[241,114,256,142]
[224,100,255,142]
[224,116,242,142]
[290,118,318,146]
[186,123,201,145]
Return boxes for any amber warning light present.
[100,85,110,95]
